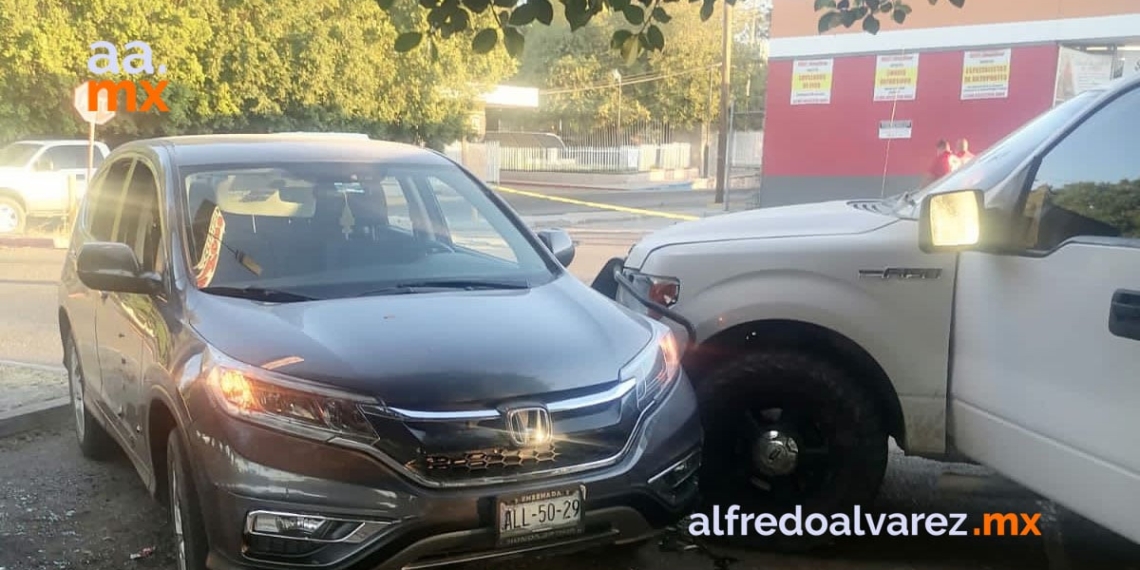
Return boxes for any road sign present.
[73,82,115,125]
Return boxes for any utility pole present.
[612,70,623,145]
[714,1,733,204]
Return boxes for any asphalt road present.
[0,248,66,367]
[496,185,756,217]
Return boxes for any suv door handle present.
[1109,289,1140,341]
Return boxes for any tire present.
[167,430,210,570]
[65,336,117,460]
[0,196,27,235]
[694,348,888,548]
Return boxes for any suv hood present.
[626,200,898,268]
[188,275,653,408]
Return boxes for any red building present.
[760,0,1140,207]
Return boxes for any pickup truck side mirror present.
[77,242,162,295]
[919,189,985,254]
[32,157,54,172]
[536,228,576,267]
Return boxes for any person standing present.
[925,139,962,185]
[956,138,975,164]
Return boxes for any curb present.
[0,396,72,439]
[0,236,69,249]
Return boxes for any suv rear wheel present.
[65,336,117,460]
[695,348,888,547]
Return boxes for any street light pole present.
[714,1,733,204]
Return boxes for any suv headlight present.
[621,322,682,408]
[201,348,379,444]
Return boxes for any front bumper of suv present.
[185,371,701,570]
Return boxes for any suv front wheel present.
[167,430,210,570]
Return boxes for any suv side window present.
[114,161,164,274]
[1020,87,1140,251]
[88,159,134,241]
[40,145,90,170]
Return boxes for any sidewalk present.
[0,361,70,438]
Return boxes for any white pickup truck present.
[0,139,111,234]
[595,74,1140,544]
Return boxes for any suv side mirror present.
[77,242,162,294]
[919,189,985,254]
[536,228,576,267]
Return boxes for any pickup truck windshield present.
[0,143,41,167]
[893,90,1102,219]
[182,161,555,300]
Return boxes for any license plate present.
[495,486,585,547]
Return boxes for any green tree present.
[511,2,766,130]
[383,0,963,57]
[0,0,515,145]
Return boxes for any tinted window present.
[115,162,162,273]
[88,159,134,241]
[1019,87,1140,250]
[41,145,91,170]
[896,91,1100,218]
[181,161,552,296]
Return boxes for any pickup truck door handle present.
[1109,289,1140,341]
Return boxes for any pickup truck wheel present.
[695,349,888,545]
[0,197,26,235]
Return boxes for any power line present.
[540,64,721,96]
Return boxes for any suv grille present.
[416,444,559,476]
[361,381,640,485]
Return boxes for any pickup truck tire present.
[694,348,888,549]
[0,196,26,235]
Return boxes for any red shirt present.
[929,151,962,179]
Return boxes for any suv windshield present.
[892,90,1102,219]
[0,142,42,167]
[182,161,554,299]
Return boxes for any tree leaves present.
[652,6,671,23]
[646,23,664,50]
[394,31,424,52]
[621,4,644,25]
[862,14,880,34]
[816,0,961,36]
[472,28,498,53]
[532,0,554,25]
[699,0,714,21]
[503,26,525,57]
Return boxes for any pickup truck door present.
[27,145,96,214]
[950,84,1140,544]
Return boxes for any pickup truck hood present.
[626,200,898,268]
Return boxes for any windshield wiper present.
[354,279,530,298]
[200,286,319,303]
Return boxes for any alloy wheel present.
[68,343,85,442]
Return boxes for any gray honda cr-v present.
[57,134,701,570]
